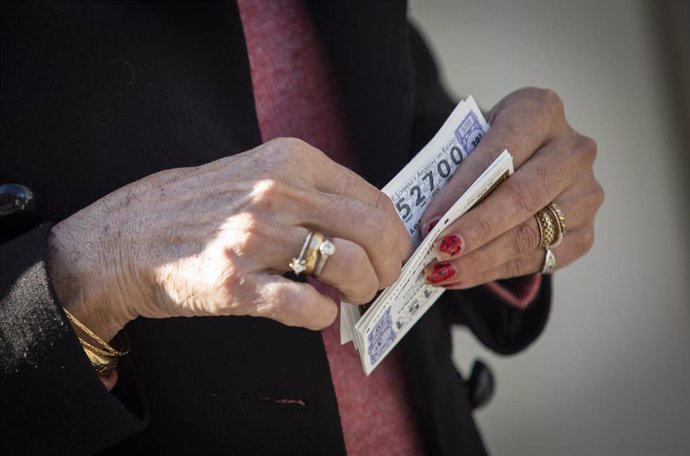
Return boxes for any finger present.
[239,178,411,287]
[433,226,594,289]
[432,137,591,261]
[304,153,414,264]
[241,223,379,305]
[314,238,379,304]
[447,188,596,277]
[420,88,566,235]
[287,231,379,305]
[304,192,411,285]
[241,272,338,330]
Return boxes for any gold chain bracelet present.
[63,308,129,373]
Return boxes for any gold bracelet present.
[82,347,119,373]
[63,308,129,357]
[63,308,129,373]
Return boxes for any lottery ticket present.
[355,151,513,374]
[340,96,489,346]
[338,96,516,374]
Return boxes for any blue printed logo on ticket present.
[455,111,485,154]
[368,308,396,366]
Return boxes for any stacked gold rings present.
[535,202,567,274]
[536,202,567,248]
[289,230,336,277]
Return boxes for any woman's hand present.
[48,138,412,340]
[420,88,604,300]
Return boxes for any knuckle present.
[539,87,564,114]
[505,257,528,278]
[250,178,286,208]
[337,243,365,273]
[363,210,397,253]
[229,212,265,254]
[273,136,308,153]
[253,298,277,321]
[575,134,598,165]
[339,246,379,302]
[514,221,541,253]
[508,179,543,215]
[264,137,293,162]
[461,252,483,273]
[457,255,486,283]
[592,181,605,209]
[504,259,521,278]
[218,265,242,302]
[262,289,290,320]
[267,137,314,167]
[284,137,324,161]
[465,213,496,249]
[581,178,605,212]
[578,228,595,255]
[273,138,328,184]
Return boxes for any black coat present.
[0,1,551,454]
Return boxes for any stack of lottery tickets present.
[339,97,514,374]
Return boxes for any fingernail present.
[437,234,464,259]
[423,217,441,237]
[425,263,457,284]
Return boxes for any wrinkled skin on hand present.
[421,88,604,303]
[48,138,412,340]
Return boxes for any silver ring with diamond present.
[314,237,336,277]
[541,247,557,274]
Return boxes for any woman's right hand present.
[48,138,412,341]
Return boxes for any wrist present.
[47,220,135,342]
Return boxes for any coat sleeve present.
[408,23,552,354]
[0,224,147,455]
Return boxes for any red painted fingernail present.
[426,263,457,284]
[438,234,464,257]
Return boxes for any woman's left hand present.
[419,88,604,302]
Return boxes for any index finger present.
[293,140,413,260]
[269,138,413,278]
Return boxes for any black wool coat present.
[0,1,551,455]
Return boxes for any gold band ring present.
[535,207,558,248]
[304,232,326,275]
[546,203,567,247]
[535,202,567,248]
